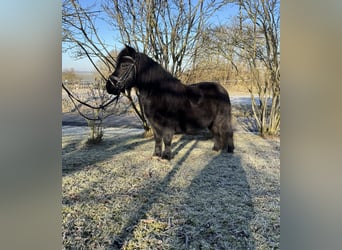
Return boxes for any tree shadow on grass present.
[171,131,211,158]
[62,134,196,249]
[62,132,153,176]
[110,135,196,248]
[175,152,255,249]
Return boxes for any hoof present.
[153,151,162,157]
[161,152,171,160]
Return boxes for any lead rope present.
[62,82,120,121]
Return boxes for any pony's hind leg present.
[210,124,222,151]
[227,130,234,152]
[224,129,234,153]
[211,116,234,153]
[224,120,234,153]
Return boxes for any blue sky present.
[62,1,239,72]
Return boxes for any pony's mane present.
[136,52,180,85]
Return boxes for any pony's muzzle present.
[106,77,120,95]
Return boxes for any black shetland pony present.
[106,45,234,160]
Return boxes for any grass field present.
[62,125,279,249]
[62,83,279,249]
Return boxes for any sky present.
[62,1,239,72]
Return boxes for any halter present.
[108,55,136,91]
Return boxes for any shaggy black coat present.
[107,45,234,159]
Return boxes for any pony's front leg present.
[152,129,163,157]
[162,131,174,160]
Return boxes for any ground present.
[62,90,280,249]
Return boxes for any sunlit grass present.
[62,128,279,249]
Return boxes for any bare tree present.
[207,0,280,136]
[63,0,233,137]
[103,0,229,77]
[63,0,151,136]
[241,0,280,136]
[63,0,116,78]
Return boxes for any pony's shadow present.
[110,133,255,249]
[110,134,201,248]
[176,152,256,248]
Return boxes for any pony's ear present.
[125,44,136,55]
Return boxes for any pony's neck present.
[136,53,179,88]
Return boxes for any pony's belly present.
[176,116,211,134]
[146,108,212,134]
